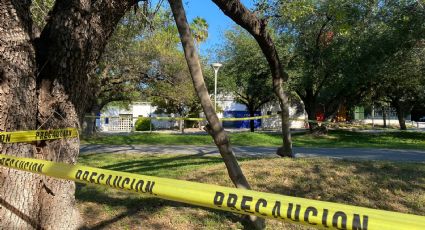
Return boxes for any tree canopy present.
[219,27,275,131]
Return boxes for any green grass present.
[76,153,425,230]
[81,130,425,150]
[78,153,229,178]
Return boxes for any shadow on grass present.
[77,186,162,230]
[267,160,425,214]
[80,152,253,176]
[76,153,260,229]
[76,183,257,230]
[102,154,223,175]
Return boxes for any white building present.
[98,97,307,132]
[99,102,178,132]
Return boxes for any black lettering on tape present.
[332,211,347,229]
[214,192,225,207]
[352,214,368,230]
[255,199,267,216]
[227,193,239,211]
[130,179,136,190]
[89,172,98,183]
[5,159,10,166]
[36,132,43,139]
[75,170,83,180]
[113,176,122,188]
[106,175,112,186]
[135,180,144,192]
[32,163,38,172]
[145,181,155,194]
[0,134,11,143]
[122,178,130,188]
[37,164,44,173]
[322,209,329,227]
[304,207,318,225]
[82,171,90,181]
[19,161,24,169]
[272,201,282,218]
[97,174,105,184]
[287,203,293,219]
[241,196,253,213]
[10,159,15,166]
[294,204,301,221]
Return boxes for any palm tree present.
[190,16,209,51]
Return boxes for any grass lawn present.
[81,130,425,150]
[77,153,425,230]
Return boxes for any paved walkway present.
[80,144,425,162]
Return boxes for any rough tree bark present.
[211,0,293,157]
[1,0,135,228]
[0,1,41,228]
[392,99,409,130]
[168,0,265,229]
[248,107,256,132]
[383,106,387,128]
[300,88,319,132]
[84,104,101,136]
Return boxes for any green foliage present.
[190,16,209,49]
[219,27,275,112]
[140,17,208,118]
[135,117,153,131]
[263,0,425,121]
[30,0,55,29]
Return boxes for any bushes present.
[135,117,153,131]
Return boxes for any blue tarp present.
[222,111,261,129]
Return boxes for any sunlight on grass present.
[76,153,425,230]
[81,130,425,150]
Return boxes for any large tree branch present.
[315,14,332,51]
[212,0,293,157]
[211,0,288,82]
[35,0,137,120]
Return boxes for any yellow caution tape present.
[0,128,79,144]
[220,115,276,121]
[84,114,342,124]
[0,154,424,230]
[85,115,278,122]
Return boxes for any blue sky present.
[184,0,254,58]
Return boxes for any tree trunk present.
[168,1,265,229]
[179,119,185,133]
[84,104,101,136]
[249,109,255,132]
[0,2,42,228]
[393,101,407,130]
[1,1,134,229]
[383,106,387,128]
[302,93,318,132]
[307,110,319,132]
[211,0,293,158]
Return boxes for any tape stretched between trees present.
[85,114,282,122]
[84,114,350,124]
[0,154,424,230]
[0,128,79,144]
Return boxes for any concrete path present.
[80,144,425,163]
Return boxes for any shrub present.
[135,117,153,131]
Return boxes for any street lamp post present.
[211,63,222,111]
